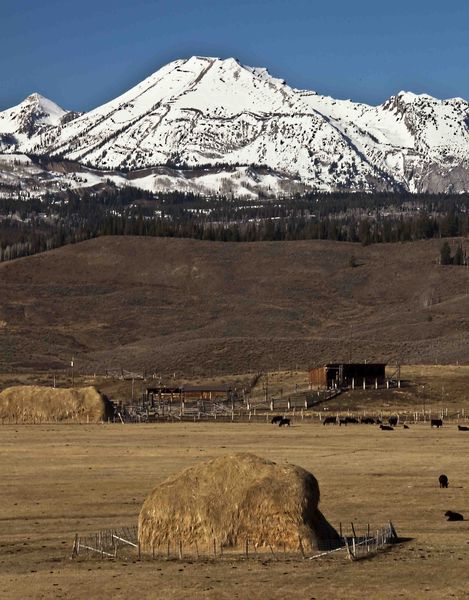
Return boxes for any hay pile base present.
[139,453,340,553]
[0,385,110,423]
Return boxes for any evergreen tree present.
[440,241,452,265]
[453,244,464,266]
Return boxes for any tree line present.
[2,187,469,263]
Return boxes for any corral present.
[145,384,234,404]
[2,420,469,599]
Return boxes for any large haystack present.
[0,385,110,423]
[138,453,340,553]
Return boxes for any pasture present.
[1,421,469,599]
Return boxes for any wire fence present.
[71,526,138,559]
[70,522,398,562]
[344,522,398,561]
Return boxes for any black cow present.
[271,415,283,425]
[380,424,394,431]
[431,419,443,428]
[439,474,449,488]
[445,510,464,521]
[458,425,469,431]
[278,418,291,427]
[361,417,376,425]
[345,416,359,424]
[388,416,398,427]
[323,416,337,425]
[403,424,410,429]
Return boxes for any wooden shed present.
[309,363,387,389]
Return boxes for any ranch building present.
[309,363,387,389]
[145,384,233,405]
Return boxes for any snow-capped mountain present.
[0,93,80,150]
[1,56,469,196]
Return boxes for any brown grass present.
[138,452,339,553]
[2,422,469,599]
[2,236,469,375]
[0,385,109,423]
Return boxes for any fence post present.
[70,533,79,559]
[345,538,351,560]
[298,536,305,559]
[245,538,249,559]
[389,521,398,541]
[268,542,277,560]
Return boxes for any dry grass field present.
[2,236,469,375]
[2,421,469,599]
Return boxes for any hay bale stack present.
[0,385,110,423]
[139,453,340,553]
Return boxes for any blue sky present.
[1,0,468,111]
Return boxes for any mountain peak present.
[20,93,67,122]
[1,57,469,195]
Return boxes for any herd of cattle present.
[270,415,465,521]
[270,414,469,430]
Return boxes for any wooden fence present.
[344,522,398,561]
[71,526,138,559]
[70,522,398,562]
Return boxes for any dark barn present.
[309,363,387,389]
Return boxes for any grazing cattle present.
[388,416,398,427]
[345,417,359,424]
[445,510,464,521]
[339,418,348,426]
[323,416,337,425]
[380,424,394,431]
[271,415,283,425]
[360,417,376,425]
[403,424,409,429]
[439,474,449,488]
[431,419,443,428]
[278,418,291,427]
[458,425,469,431]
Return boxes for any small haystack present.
[0,385,111,423]
[138,453,340,553]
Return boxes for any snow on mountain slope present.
[1,56,469,195]
[43,56,386,192]
[0,93,74,153]
[302,90,469,192]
